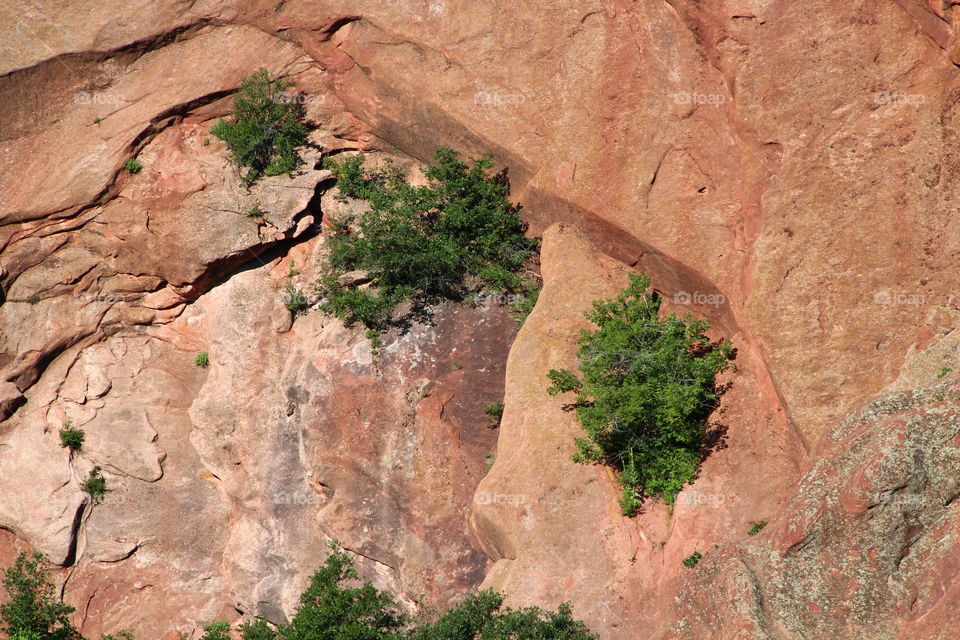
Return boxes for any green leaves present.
[320,148,537,328]
[1,553,79,640]
[82,466,107,504]
[199,547,594,640]
[406,589,596,640]
[282,548,406,640]
[547,274,733,514]
[211,69,309,186]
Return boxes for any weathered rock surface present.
[2,1,960,638]
[661,313,960,639]
[472,223,804,637]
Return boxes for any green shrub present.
[319,275,404,328]
[282,282,308,313]
[509,286,540,326]
[747,520,767,536]
[484,401,505,426]
[212,544,406,640]
[201,544,593,640]
[195,351,210,368]
[319,149,537,328]
[198,622,231,640]
[365,329,383,351]
[408,590,596,640]
[124,158,142,174]
[938,366,953,379]
[682,551,703,568]
[58,422,84,451]
[211,69,309,186]
[82,466,107,504]
[1,552,78,640]
[245,203,265,218]
[547,274,733,513]
[26,295,40,305]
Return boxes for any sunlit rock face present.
[3,1,960,638]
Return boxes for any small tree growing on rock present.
[0,552,79,640]
[211,69,309,186]
[547,274,734,514]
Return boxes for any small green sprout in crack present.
[747,520,767,536]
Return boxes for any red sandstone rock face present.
[661,348,960,639]
[3,1,960,638]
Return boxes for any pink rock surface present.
[2,1,960,638]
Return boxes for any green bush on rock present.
[1,553,79,640]
[319,149,538,328]
[211,69,309,186]
[199,544,594,640]
[547,274,734,514]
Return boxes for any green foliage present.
[246,203,265,218]
[26,295,40,305]
[82,466,107,504]
[682,551,703,569]
[283,282,308,313]
[124,158,142,174]
[509,286,540,326]
[237,620,276,640]
[546,274,734,513]
[484,401,504,426]
[58,422,85,451]
[938,366,953,379]
[195,351,210,368]
[319,276,403,328]
[210,69,309,186]
[283,545,406,640]
[1,552,79,640]
[202,546,593,640]
[365,330,383,351]
[747,520,767,536]
[408,590,596,640]
[198,621,231,640]
[319,149,537,328]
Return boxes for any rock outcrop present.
[2,1,960,638]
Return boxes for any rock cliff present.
[2,1,959,638]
